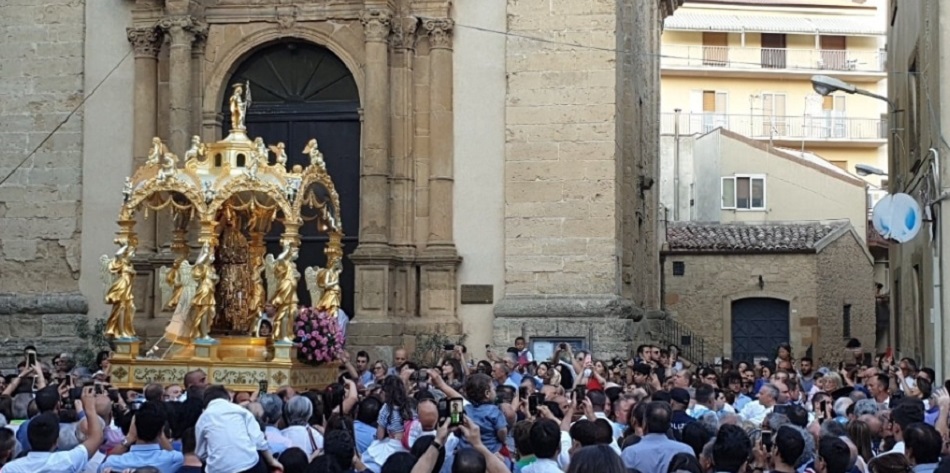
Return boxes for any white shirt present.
[281,425,324,457]
[739,400,772,425]
[523,458,563,473]
[196,398,269,473]
[1,444,89,473]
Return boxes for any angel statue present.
[122,177,133,203]
[268,243,299,343]
[100,244,137,339]
[157,152,178,182]
[244,153,261,180]
[303,139,326,170]
[184,135,206,167]
[202,181,215,204]
[159,259,194,312]
[146,137,164,166]
[268,142,288,169]
[189,243,219,340]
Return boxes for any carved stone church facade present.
[0,0,680,364]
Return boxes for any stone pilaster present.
[127,26,164,255]
[350,9,394,320]
[419,18,460,318]
[390,16,420,317]
[190,25,208,139]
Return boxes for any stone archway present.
[221,40,361,317]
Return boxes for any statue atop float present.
[100,83,348,377]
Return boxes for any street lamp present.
[855,164,887,177]
[810,75,896,108]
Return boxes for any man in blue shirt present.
[98,401,184,473]
[16,385,61,453]
[621,401,694,473]
[354,396,381,455]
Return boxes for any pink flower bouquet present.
[293,307,344,365]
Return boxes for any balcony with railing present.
[662,44,886,79]
[661,112,887,147]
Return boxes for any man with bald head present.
[177,370,207,402]
[407,399,440,447]
[389,348,408,376]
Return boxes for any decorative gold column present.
[422,19,456,254]
[126,26,163,254]
[357,9,393,249]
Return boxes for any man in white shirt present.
[739,383,778,426]
[523,419,563,473]
[3,385,103,473]
[196,385,282,473]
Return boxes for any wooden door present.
[820,35,847,70]
[760,34,786,68]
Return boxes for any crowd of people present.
[0,338,947,473]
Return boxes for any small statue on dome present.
[268,142,288,168]
[184,135,206,167]
[157,152,178,182]
[146,137,164,166]
[229,81,250,131]
[122,177,133,203]
[303,139,326,170]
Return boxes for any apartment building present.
[660,0,888,186]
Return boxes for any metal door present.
[731,298,790,363]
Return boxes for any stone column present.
[191,26,208,139]
[423,19,456,254]
[390,16,419,317]
[357,9,393,249]
[126,27,163,254]
[418,18,460,319]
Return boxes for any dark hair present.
[593,419,614,445]
[324,429,356,470]
[202,385,230,408]
[308,454,344,473]
[918,378,934,400]
[846,338,862,349]
[410,435,446,473]
[356,350,370,360]
[27,412,60,452]
[542,401,564,420]
[668,452,703,473]
[786,404,809,429]
[513,420,535,456]
[0,428,15,463]
[566,445,626,473]
[357,396,382,426]
[515,336,526,343]
[325,383,346,415]
[713,424,752,473]
[819,436,851,473]
[181,427,197,455]
[891,398,926,430]
[530,418,561,459]
[644,401,672,435]
[695,385,715,405]
[904,422,942,464]
[134,401,167,442]
[774,425,805,466]
[96,350,111,368]
[301,390,326,427]
[569,419,598,447]
[682,421,711,457]
[587,389,607,409]
[464,373,493,404]
[452,448,486,473]
[34,386,60,413]
[144,383,164,403]
[383,452,417,473]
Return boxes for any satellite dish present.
[871,193,922,243]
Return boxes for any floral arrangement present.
[294,307,345,365]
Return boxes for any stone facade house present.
[662,221,874,365]
[0,0,683,364]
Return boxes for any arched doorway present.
[731,298,790,362]
[222,40,360,317]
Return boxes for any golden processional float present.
[104,83,344,391]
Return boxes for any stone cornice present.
[127,26,164,58]
[391,16,419,51]
[423,18,453,50]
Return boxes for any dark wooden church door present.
[223,41,360,317]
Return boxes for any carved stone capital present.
[127,27,163,58]
[391,16,419,51]
[423,18,453,50]
[360,9,393,43]
[158,15,206,45]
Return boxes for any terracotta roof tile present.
[666,221,849,253]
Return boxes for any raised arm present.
[80,386,104,458]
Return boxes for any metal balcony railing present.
[661,113,886,141]
[663,45,886,73]
[654,316,708,365]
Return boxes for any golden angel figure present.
[247,258,266,321]
[146,137,164,166]
[184,135,206,168]
[189,243,219,340]
[268,243,299,343]
[268,142,288,168]
[303,139,326,170]
[229,82,249,130]
[157,152,178,182]
[306,259,342,318]
[101,244,137,339]
[159,259,194,312]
